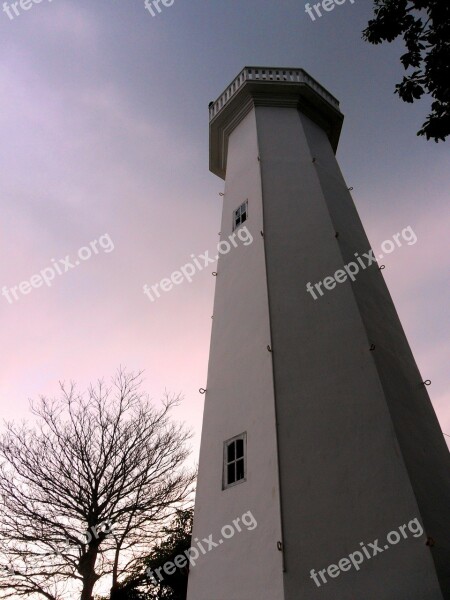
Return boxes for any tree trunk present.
[80,575,97,600]
[78,547,100,600]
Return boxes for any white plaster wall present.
[189,99,448,600]
[187,108,284,600]
[255,105,445,600]
[301,112,450,598]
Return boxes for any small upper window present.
[233,201,248,231]
[223,433,246,489]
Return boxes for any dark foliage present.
[363,0,450,141]
[109,509,193,600]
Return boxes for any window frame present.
[232,200,248,232]
[223,432,247,490]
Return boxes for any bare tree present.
[0,370,195,600]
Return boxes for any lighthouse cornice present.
[209,66,344,179]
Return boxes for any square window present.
[223,433,247,489]
[233,201,248,231]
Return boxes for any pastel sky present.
[0,0,448,464]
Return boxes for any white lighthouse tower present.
[187,67,450,600]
